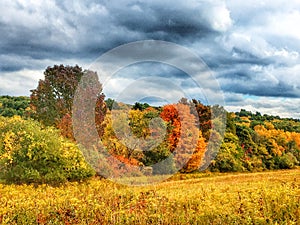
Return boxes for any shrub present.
[278,153,299,169]
[0,116,95,184]
[210,142,245,172]
[243,156,265,172]
[152,153,177,175]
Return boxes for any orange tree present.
[160,103,207,172]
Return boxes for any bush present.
[152,153,177,175]
[0,116,95,184]
[210,142,245,172]
[278,153,299,169]
[243,156,265,172]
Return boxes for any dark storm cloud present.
[106,1,217,40]
[0,0,230,62]
[1,0,300,117]
[221,79,298,98]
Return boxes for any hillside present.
[0,95,299,178]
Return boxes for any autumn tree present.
[30,65,82,126]
[97,110,145,177]
[160,104,181,153]
[209,132,245,172]
[30,65,106,140]
[253,122,299,169]
[0,116,95,184]
[160,103,207,172]
[192,99,212,141]
[101,108,165,164]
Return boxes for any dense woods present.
[0,65,299,184]
[0,96,30,117]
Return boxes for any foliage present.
[3,86,300,176]
[30,65,106,140]
[132,102,150,111]
[98,101,300,174]
[278,153,299,169]
[210,133,245,172]
[161,103,207,172]
[105,98,117,111]
[30,65,83,126]
[210,111,300,173]
[0,96,30,118]
[235,108,299,124]
[192,99,212,140]
[0,116,95,184]
[100,107,174,176]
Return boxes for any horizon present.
[1,94,300,121]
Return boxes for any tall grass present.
[0,169,299,224]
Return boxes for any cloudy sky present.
[1,0,300,118]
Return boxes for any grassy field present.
[0,169,299,224]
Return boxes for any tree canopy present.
[30,65,106,140]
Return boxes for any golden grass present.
[0,169,299,224]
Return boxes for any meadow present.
[0,169,299,225]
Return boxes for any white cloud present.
[208,1,232,32]
[104,76,189,104]
[225,95,300,119]
[0,69,44,96]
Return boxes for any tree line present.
[0,64,299,184]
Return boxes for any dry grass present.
[0,169,299,224]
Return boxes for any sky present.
[0,0,300,118]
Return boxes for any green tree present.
[30,65,106,139]
[236,125,258,154]
[278,153,299,169]
[0,96,30,117]
[210,141,245,172]
[30,65,83,126]
[132,102,150,111]
[210,132,245,172]
[105,98,116,111]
